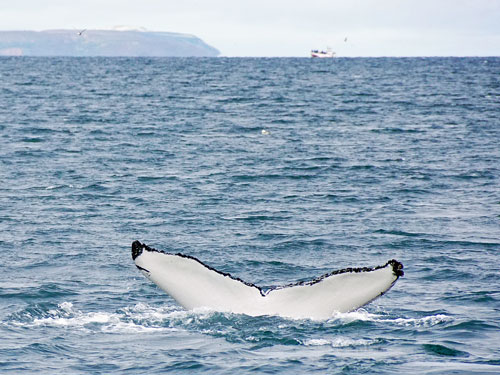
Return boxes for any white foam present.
[328,308,380,323]
[9,301,453,338]
[388,314,452,327]
[19,302,177,333]
[327,309,452,327]
[303,337,374,348]
[45,184,74,190]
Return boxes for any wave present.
[9,302,173,333]
[302,337,378,347]
[6,302,453,340]
[327,309,452,327]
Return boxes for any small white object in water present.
[261,129,270,135]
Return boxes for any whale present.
[131,241,404,320]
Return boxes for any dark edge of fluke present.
[131,241,404,294]
[132,240,143,260]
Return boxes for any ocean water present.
[0,56,499,374]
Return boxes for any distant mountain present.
[0,29,220,57]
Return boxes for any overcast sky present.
[1,0,499,56]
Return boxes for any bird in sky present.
[77,29,86,36]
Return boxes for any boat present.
[311,47,336,58]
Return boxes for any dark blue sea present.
[1,57,499,374]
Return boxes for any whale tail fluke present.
[131,241,403,320]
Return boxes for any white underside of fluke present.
[132,242,403,320]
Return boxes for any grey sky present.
[1,0,499,56]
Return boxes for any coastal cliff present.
[0,29,220,57]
